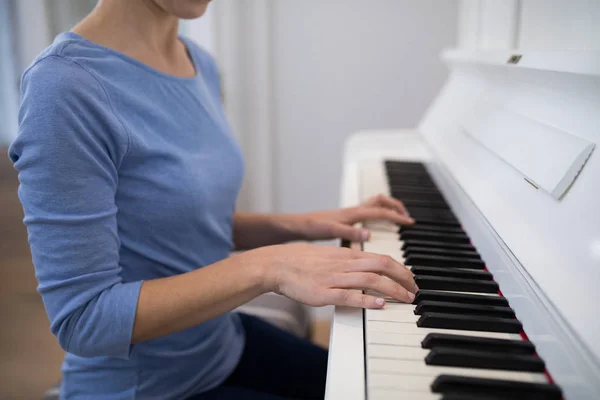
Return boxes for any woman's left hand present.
[288,194,414,243]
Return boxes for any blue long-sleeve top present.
[8,32,245,399]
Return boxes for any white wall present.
[210,0,459,213]
[519,0,600,50]
[457,0,600,51]
[0,1,19,145]
[181,5,216,55]
[14,0,52,70]
[271,0,458,213]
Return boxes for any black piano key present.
[393,189,445,198]
[386,166,427,172]
[384,160,426,171]
[405,254,485,270]
[417,312,522,333]
[414,301,515,318]
[406,202,454,211]
[441,394,513,400]
[386,169,427,176]
[400,199,450,209]
[413,290,509,307]
[421,333,536,355]
[406,203,453,211]
[391,182,437,190]
[384,160,425,167]
[395,196,448,206]
[386,166,428,174]
[388,174,434,183]
[410,266,491,280]
[388,173,433,181]
[401,231,470,244]
[425,347,545,372]
[407,210,458,222]
[400,224,465,234]
[414,276,499,293]
[432,375,562,400]
[412,218,462,228]
[391,186,441,195]
[408,216,460,226]
[394,194,446,203]
[402,239,475,252]
[404,247,479,259]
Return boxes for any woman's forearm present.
[132,254,268,343]
[133,241,419,344]
[233,197,414,251]
[233,213,304,250]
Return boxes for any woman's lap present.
[191,386,294,400]
[190,313,328,400]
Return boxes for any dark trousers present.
[189,313,328,400]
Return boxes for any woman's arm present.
[132,243,417,343]
[233,195,414,250]
[12,57,417,357]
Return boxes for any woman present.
[9,0,417,399]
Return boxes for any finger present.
[344,255,418,294]
[324,223,370,242]
[353,206,415,225]
[302,220,370,242]
[332,272,415,303]
[324,289,387,309]
[366,194,409,216]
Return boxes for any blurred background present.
[1,0,599,398]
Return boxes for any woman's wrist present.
[271,214,310,242]
[231,246,282,294]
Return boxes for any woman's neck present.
[75,0,179,53]
[72,0,195,77]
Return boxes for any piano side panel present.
[325,160,366,400]
[419,66,600,397]
[326,131,433,399]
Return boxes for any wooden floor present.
[0,148,331,399]
[0,148,64,400]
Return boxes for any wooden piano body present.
[325,49,600,399]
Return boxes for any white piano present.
[325,49,600,400]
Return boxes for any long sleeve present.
[8,55,142,359]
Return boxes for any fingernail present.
[375,297,386,307]
[412,283,420,294]
[409,218,416,224]
[361,230,370,241]
[407,292,415,302]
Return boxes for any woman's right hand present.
[237,243,418,309]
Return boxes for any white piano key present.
[367,358,548,383]
[364,222,399,233]
[365,230,400,239]
[381,302,417,311]
[360,161,391,201]
[367,320,522,340]
[368,289,501,299]
[368,387,441,400]
[364,242,402,253]
[366,329,522,348]
[367,309,419,323]
[364,236,400,244]
[368,343,430,360]
[364,241,403,254]
[368,373,435,393]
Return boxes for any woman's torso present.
[21,32,246,399]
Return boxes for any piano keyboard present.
[362,161,563,400]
